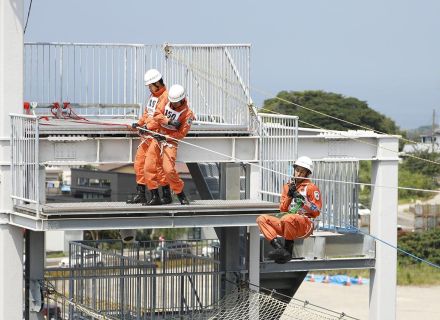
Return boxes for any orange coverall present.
[257,179,322,241]
[144,99,194,193]
[133,87,168,185]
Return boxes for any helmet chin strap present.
[293,172,309,185]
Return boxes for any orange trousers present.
[133,137,152,185]
[256,214,313,241]
[145,139,184,193]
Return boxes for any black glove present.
[287,182,304,200]
[131,122,138,129]
[168,119,181,129]
[152,133,166,142]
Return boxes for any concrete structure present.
[0,1,25,319]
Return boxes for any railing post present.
[68,242,74,319]
[180,272,185,316]
[34,116,40,218]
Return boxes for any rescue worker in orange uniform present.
[127,69,168,204]
[256,156,322,264]
[144,84,194,205]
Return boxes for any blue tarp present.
[304,274,369,285]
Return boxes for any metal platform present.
[10,200,279,231]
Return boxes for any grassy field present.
[46,251,66,258]
[397,263,440,285]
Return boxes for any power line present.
[57,121,440,270]
[133,126,440,195]
[161,51,440,168]
[251,87,422,148]
[56,115,440,195]
[261,106,440,167]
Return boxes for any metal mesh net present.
[174,287,357,320]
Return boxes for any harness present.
[278,183,321,236]
[160,103,187,131]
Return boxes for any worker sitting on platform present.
[256,156,322,264]
[127,69,168,204]
[144,84,195,205]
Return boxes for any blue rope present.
[347,226,440,270]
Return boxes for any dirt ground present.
[295,281,440,319]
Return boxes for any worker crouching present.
[256,156,322,264]
[144,84,194,205]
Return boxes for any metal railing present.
[163,44,253,128]
[44,240,222,319]
[24,43,158,105]
[10,114,40,216]
[314,159,359,230]
[24,42,254,128]
[258,114,359,229]
[259,113,298,203]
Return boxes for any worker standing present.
[144,84,194,205]
[256,156,322,264]
[127,69,168,204]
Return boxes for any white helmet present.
[144,69,162,86]
[168,84,186,103]
[294,156,314,174]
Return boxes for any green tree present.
[398,229,440,265]
[400,150,440,177]
[261,90,404,136]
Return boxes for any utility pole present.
[432,109,436,152]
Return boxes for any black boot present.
[161,185,173,205]
[268,238,291,264]
[145,189,162,206]
[177,191,190,205]
[284,240,294,254]
[126,184,147,204]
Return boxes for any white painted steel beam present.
[39,136,258,164]
[9,213,266,231]
[369,137,398,320]
[0,1,24,319]
[248,226,260,291]
[298,135,399,161]
[0,225,24,319]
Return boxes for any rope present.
[39,106,440,269]
[136,126,440,194]
[38,104,440,194]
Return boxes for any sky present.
[23,0,440,130]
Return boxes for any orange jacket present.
[154,99,194,141]
[137,87,168,131]
[279,179,322,218]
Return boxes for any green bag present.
[275,198,304,218]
